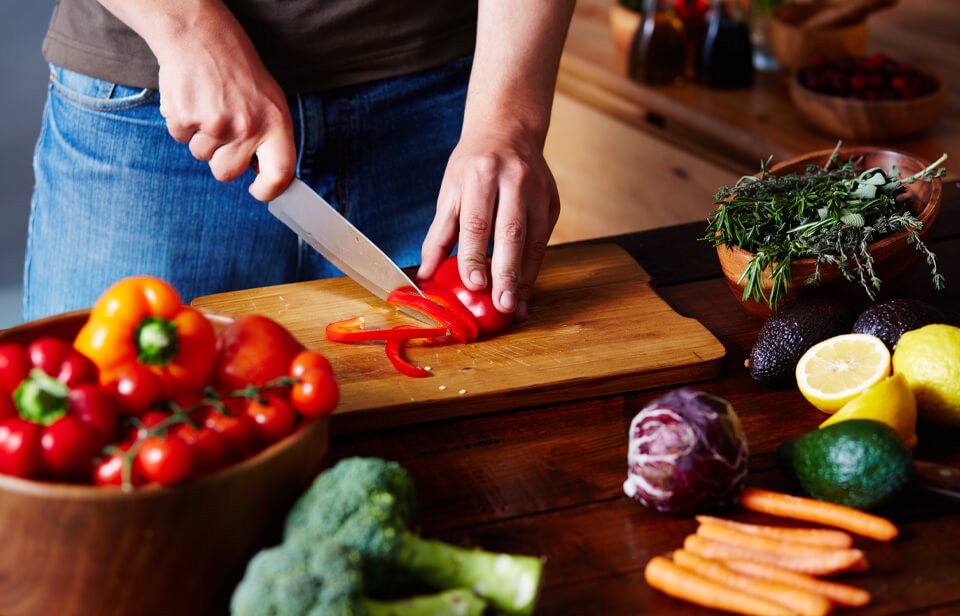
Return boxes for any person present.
[25,0,575,324]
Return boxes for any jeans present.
[24,59,470,321]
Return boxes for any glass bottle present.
[698,0,754,89]
[628,0,687,85]
[675,0,710,81]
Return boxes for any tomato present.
[432,256,513,336]
[0,418,44,478]
[245,393,297,444]
[213,315,304,392]
[137,434,194,486]
[40,415,105,481]
[288,351,339,418]
[94,443,146,488]
[201,403,260,459]
[101,362,165,416]
[128,409,171,442]
[171,422,230,474]
[67,383,119,443]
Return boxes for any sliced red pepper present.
[417,280,481,342]
[386,287,477,344]
[384,328,432,378]
[325,316,448,343]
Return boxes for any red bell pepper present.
[325,316,448,343]
[0,337,119,481]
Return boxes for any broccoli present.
[231,540,487,616]
[283,457,544,616]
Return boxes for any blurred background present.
[0,4,49,328]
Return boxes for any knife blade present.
[269,178,433,324]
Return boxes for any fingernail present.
[500,290,516,311]
[469,269,486,287]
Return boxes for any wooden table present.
[323,179,960,614]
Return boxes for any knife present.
[268,177,433,323]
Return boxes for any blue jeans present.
[24,60,470,321]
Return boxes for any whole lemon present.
[892,323,960,427]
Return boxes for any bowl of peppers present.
[0,276,339,616]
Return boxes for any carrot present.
[671,550,833,616]
[643,555,796,616]
[695,515,854,548]
[683,533,867,576]
[739,487,899,542]
[696,521,850,557]
[723,559,872,608]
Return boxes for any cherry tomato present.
[101,362,165,416]
[245,393,297,444]
[288,351,339,418]
[129,409,171,442]
[433,257,513,336]
[213,315,304,392]
[94,442,146,488]
[137,434,194,486]
[201,403,260,460]
[171,422,230,474]
[40,415,105,481]
[0,418,44,478]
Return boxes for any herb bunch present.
[704,150,948,308]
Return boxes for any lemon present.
[795,333,891,412]
[892,323,960,427]
[819,373,917,447]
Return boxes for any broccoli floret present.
[284,457,544,616]
[230,540,487,616]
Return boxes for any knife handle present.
[914,460,960,503]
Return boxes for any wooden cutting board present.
[191,243,726,432]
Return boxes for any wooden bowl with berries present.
[0,286,336,616]
[790,53,947,140]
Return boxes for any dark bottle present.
[628,0,687,85]
[698,0,754,89]
[675,0,710,81]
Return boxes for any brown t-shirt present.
[42,0,478,92]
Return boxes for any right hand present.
[155,18,295,202]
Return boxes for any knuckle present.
[498,217,526,243]
[471,153,501,178]
[462,214,491,238]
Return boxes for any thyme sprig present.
[704,150,948,308]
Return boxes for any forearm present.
[465,0,576,147]
[96,0,249,64]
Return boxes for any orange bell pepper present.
[74,276,217,400]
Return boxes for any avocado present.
[852,298,949,351]
[777,420,913,511]
[747,297,852,387]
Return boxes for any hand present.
[418,128,560,321]
[155,15,295,202]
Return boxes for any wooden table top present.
[325,179,960,614]
[559,0,959,176]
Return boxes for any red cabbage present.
[623,389,749,515]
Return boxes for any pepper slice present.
[386,287,477,344]
[325,316,448,343]
[384,327,432,378]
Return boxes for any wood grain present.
[192,243,726,433]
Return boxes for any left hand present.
[418,127,560,322]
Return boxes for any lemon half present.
[819,373,918,447]
[796,333,891,413]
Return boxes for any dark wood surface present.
[326,180,960,615]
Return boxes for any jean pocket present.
[49,64,157,111]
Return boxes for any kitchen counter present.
[546,0,959,242]
[323,179,960,614]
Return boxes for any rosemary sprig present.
[704,151,948,308]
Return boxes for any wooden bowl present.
[716,148,943,318]
[790,73,947,141]
[770,3,869,72]
[0,310,330,616]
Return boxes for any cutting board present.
[191,243,726,432]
